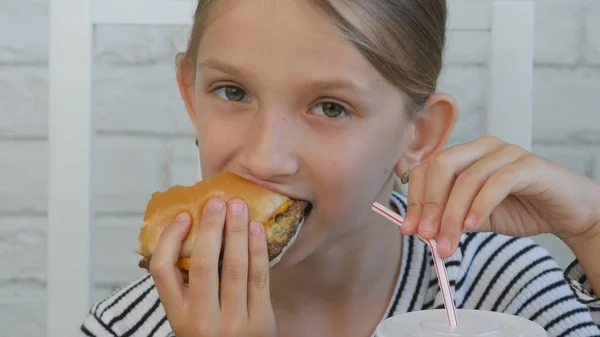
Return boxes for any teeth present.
[269,217,305,268]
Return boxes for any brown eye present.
[216,86,249,102]
[313,102,349,118]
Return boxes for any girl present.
[81,0,600,336]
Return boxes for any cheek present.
[195,114,243,176]
[312,135,397,226]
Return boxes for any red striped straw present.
[372,202,459,327]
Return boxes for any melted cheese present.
[263,199,293,227]
[177,257,191,270]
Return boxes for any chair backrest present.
[448,1,534,151]
[46,1,534,336]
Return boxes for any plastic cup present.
[375,309,547,337]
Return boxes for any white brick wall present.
[584,1,600,65]
[1,0,599,335]
[533,0,580,65]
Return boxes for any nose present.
[239,114,299,181]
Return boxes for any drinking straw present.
[372,202,459,327]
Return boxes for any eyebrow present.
[198,58,368,94]
[306,78,365,95]
[198,58,250,78]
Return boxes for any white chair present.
[46,1,535,336]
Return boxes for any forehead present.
[196,0,390,90]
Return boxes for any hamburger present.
[135,171,311,282]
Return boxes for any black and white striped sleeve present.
[80,313,118,337]
[454,234,600,337]
[80,274,172,336]
[494,239,600,336]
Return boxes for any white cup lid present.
[375,309,547,337]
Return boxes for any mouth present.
[237,174,308,201]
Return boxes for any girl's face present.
[179,0,417,266]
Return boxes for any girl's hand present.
[401,136,600,258]
[149,199,277,337]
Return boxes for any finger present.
[247,221,271,318]
[188,199,226,311]
[416,138,506,240]
[437,144,527,257]
[402,163,426,235]
[467,155,538,233]
[417,155,454,239]
[220,199,250,317]
[149,213,191,313]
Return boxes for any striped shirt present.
[81,192,600,336]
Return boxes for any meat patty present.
[265,200,310,262]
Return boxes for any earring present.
[400,170,410,184]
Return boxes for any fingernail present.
[403,218,413,230]
[206,199,224,213]
[229,201,245,215]
[250,221,263,236]
[464,215,477,229]
[420,218,435,233]
[438,237,452,256]
[175,213,189,224]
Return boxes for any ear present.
[176,53,199,131]
[395,93,458,175]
